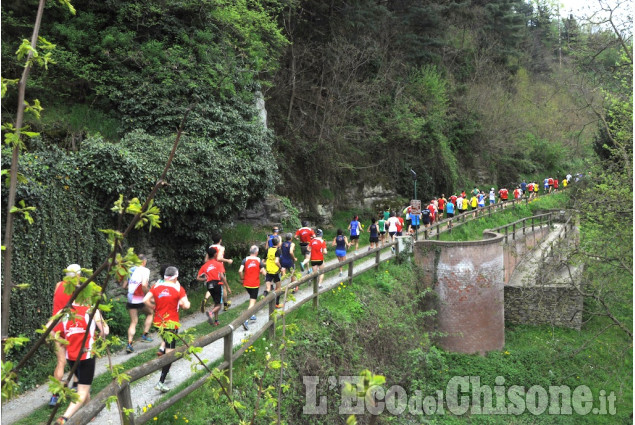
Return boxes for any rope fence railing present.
[67,191,565,425]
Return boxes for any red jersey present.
[54,304,96,361]
[198,259,224,284]
[548,178,554,186]
[295,227,315,243]
[310,238,327,261]
[499,189,508,200]
[553,179,559,188]
[438,198,446,212]
[450,195,458,205]
[53,281,73,316]
[514,188,521,199]
[242,256,264,288]
[396,217,404,232]
[150,281,186,329]
[427,204,436,220]
[527,183,534,192]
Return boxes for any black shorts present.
[300,243,310,256]
[207,281,222,305]
[447,212,454,218]
[369,236,379,243]
[67,357,96,385]
[412,224,421,230]
[245,287,259,300]
[265,273,281,283]
[126,302,145,310]
[161,328,178,350]
[280,261,295,271]
[389,231,396,237]
[379,231,386,235]
[397,231,403,236]
[310,260,323,266]
[350,235,359,240]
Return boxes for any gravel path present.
[1,247,395,425]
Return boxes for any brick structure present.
[415,232,506,355]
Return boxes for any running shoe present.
[214,320,220,326]
[126,343,134,353]
[276,304,284,309]
[338,272,343,277]
[206,312,215,325]
[300,262,305,272]
[263,290,269,297]
[141,334,153,342]
[250,315,257,321]
[157,348,165,357]
[54,417,67,425]
[243,320,249,330]
[48,395,59,407]
[155,382,170,393]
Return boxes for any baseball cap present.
[316,229,323,237]
[66,264,81,277]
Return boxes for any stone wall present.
[502,225,550,283]
[504,285,583,330]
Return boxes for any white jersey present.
[127,266,150,304]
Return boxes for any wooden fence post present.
[375,249,380,270]
[268,297,276,339]
[348,261,354,284]
[117,384,135,425]
[313,276,319,310]
[522,219,526,235]
[505,226,509,243]
[512,223,516,241]
[532,216,534,232]
[224,327,234,393]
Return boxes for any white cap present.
[66,264,81,277]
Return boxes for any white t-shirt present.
[489,190,495,201]
[127,266,150,304]
[386,217,400,232]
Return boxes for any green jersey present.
[378,219,386,232]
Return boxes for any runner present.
[421,207,431,229]
[461,196,469,216]
[410,210,421,234]
[368,218,379,250]
[294,221,315,272]
[143,266,190,392]
[332,229,351,277]
[238,246,266,330]
[553,178,559,192]
[385,212,399,244]
[378,215,387,247]
[449,193,458,207]
[48,264,82,407]
[396,214,405,237]
[498,187,509,207]
[562,178,568,188]
[53,302,109,425]
[548,177,554,193]
[438,195,446,221]
[456,194,464,214]
[543,177,549,193]
[489,188,496,206]
[309,229,328,287]
[470,193,478,217]
[200,245,231,314]
[197,247,225,326]
[123,254,153,353]
[265,236,283,307]
[477,191,485,212]
[266,226,281,249]
[210,234,233,311]
[520,180,527,195]
[427,201,436,226]
[534,181,539,196]
[446,197,455,220]
[280,233,298,290]
[348,215,362,252]
[513,186,522,200]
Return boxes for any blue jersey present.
[350,221,360,236]
[411,214,420,226]
[446,202,455,214]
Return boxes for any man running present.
[438,195,446,221]
[123,255,153,353]
[48,264,82,407]
[238,246,266,330]
[489,188,496,206]
[294,221,315,272]
[348,215,362,252]
[197,247,225,326]
[378,215,387,246]
[143,266,190,392]
[266,226,281,249]
[308,229,328,287]
[368,218,379,250]
[265,236,284,307]
[209,234,233,311]
[53,301,109,425]
[280,233,298,288]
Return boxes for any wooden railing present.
[67,192,560,425]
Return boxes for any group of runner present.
[49,261,190,424]
[48,174,578,422]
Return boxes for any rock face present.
[236,195,293,226]
[342,184,399,210]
